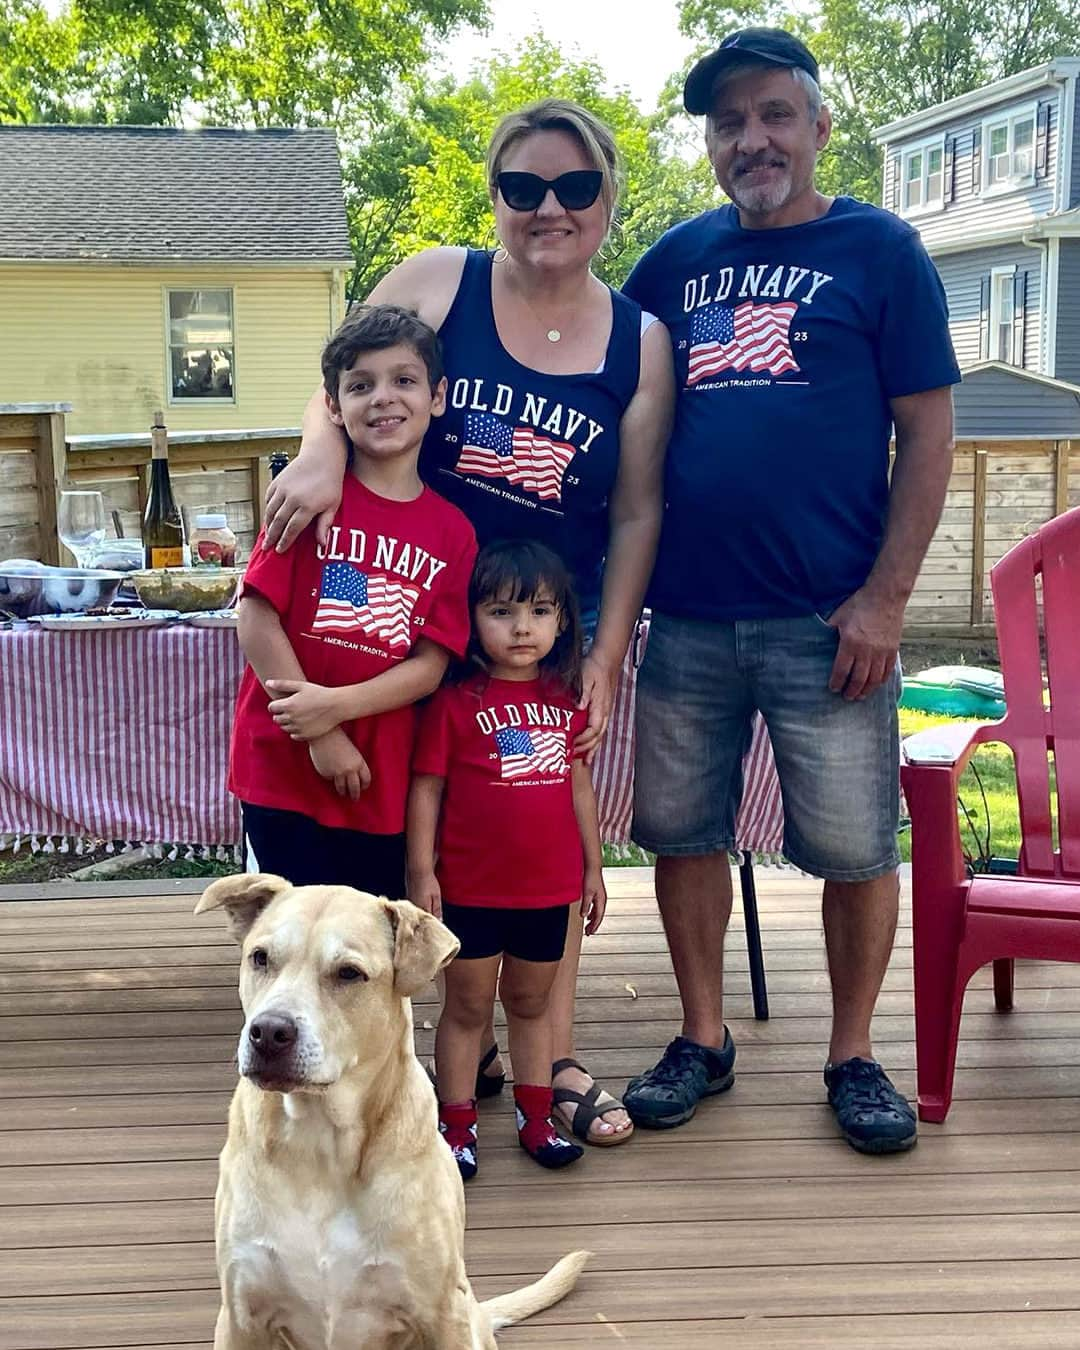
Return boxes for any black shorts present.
[241,802,406,900]
[440,900,571,963]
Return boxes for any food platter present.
[29,609,181,631]
[184,609,239,628]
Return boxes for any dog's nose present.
[248,1013,298,1060]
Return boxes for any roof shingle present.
[0,124,355,263]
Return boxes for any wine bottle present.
[142,410,185,569]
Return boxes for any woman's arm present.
[571,759,607,935]
[266,638,450,741]
[577,319,674,759]
[263,248,468,553]
[406,774,446,917]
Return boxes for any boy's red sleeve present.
[238,525,298,616]
[413,688,455,777]
[420,523,477,659]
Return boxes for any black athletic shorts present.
[440,900,572,963]
[241,802,406,900]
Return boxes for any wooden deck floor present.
[2,867,1080,1349]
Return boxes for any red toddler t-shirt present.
[413,674,587,907]
[229,475,476,833]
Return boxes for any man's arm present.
[266,638,451,741]
[827,385,955,701]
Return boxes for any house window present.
[901,140,944,213]
[990,269,1015,362]
[984,109,1036,189]
[167,289,235,401]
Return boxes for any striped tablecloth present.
[0,621,784,857]
[0,626,244,851]
[592,621,785,857]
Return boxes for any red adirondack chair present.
[901,504,1080,1123]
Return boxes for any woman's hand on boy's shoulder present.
[308,729,371,801]
[581,867,607,936]
[407,868,442,919]
[268,678,348,741]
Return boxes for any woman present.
[264,98,674,1145]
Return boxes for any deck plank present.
[2,869,1079,1348]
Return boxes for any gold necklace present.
[497,254,576,342]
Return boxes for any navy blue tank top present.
[419,249,642,609]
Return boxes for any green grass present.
[899,707,1036,865]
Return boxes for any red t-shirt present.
[229,475,476,833]
[413,674,586,907]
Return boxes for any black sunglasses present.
[496,170,604,212]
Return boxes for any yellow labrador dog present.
[196,872,587,1349]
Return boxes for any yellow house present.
[0,124,354,435]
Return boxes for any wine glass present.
[58,491,107,568]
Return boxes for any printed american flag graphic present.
[311,561,419,650]
[456,412,577,503]
[687,300,799,384]
[494,726,568,780]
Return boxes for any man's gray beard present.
[730,171,793,217]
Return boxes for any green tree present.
[349,36,719,295]
[0,0,488,127]
[677,0,1080,202]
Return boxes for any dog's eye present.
[337,965,366,983]
[251,949,268,969]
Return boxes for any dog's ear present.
[194,873,292,942]
[382,900,460,997]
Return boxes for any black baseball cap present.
[683,27,820,115]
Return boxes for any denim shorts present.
[631,611,901,882]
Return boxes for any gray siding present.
[934,243,1042,370]
[1056,239,1080,385]
[953,368,1080,437]
[882,85,1060,252]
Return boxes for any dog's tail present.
[482,1249,590,1331]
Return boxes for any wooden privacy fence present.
[0,406,1075,636]
[0,404,297,565]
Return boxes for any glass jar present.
[191,513,237,568]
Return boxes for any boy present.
[229,305,477,897]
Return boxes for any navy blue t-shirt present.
[420,249,642,611]
[623,197,961,621]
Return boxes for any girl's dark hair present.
[463,538,583,698]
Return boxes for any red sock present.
[438,1099,478,1180]
[514,1083,583,1170]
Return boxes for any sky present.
[435,0,698,111]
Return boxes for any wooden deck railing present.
[1,404,1075,635]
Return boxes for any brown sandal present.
[551,1057,634,1147]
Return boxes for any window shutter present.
[1035,102,1051,179]
[971,130,982,193]
[979,275,991,360]
[1012,270,1027,367]
[889,152,901,211]
[944,134,956,203]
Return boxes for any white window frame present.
[989,264,1017,364]
[164,286,238,406]
[899,135,946,217]
[981,102,1037,196]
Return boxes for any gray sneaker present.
[624,1031,736,1129]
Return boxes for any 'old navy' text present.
[450,379,603,452]
[474,701,576,736]
[684,263,835,312]
[316,529,448,590]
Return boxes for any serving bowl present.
[0,562,126,619]
[130,567,241,614]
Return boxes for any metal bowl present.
[0,563,126,619]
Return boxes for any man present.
[622,28,960,1153]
